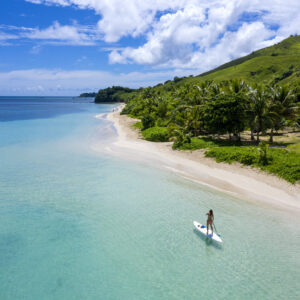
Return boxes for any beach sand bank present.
[94,107,300,212]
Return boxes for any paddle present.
[213,222,221,237]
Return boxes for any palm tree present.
[268,85,297,142]
[247,85,275,143]
[225,79,249,95]
[194,82,210,100]
[168,124,191,149]
[208,82,222,96]
[184,105,203,136]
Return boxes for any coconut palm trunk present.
[269,128,274,143]
[250,129,255,141]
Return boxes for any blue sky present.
[0,0,299,95]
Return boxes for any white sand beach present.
[94,106,300,212]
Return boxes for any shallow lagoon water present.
[0,98,299,299]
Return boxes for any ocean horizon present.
[0,97,299,300]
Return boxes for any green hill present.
[176,35,300,87]
[90,35,300,102]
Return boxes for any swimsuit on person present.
[207,214,213,224]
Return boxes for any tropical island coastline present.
[88,35,300,211]
[3,2,300,298]
[93,106,300,213]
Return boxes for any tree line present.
[94,86,136,103]
[122,79,299,148]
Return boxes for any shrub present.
[205,146,300,183]
[178,137,215,150]
[258,142,269,165]
[141,115,155,130]
[174,76,183,83]
[142,127,169,142]
[260,149,300,183]
[132,121,143,130]
[274,70,293,83]
[205,147,258,165]
[172,134,191,149]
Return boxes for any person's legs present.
[206,221,209,235]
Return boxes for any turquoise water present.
[0,98,299,299]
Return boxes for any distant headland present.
[79,86,137,103]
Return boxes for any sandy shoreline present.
[94,105,300,212]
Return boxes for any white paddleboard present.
[193,221,222,243]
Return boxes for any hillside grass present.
[193,55,300,86]
[159,35,300,89]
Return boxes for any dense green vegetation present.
[124,79,298,141]
[141,127,169,142]
[123,70,300,182]
[123,79,299,183]
[169,136,300,183]
[177,137,234,150]
[79,92,97,97]
[206,146,300,184]
[94,86,137,103]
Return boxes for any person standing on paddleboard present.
[206,209,214,235]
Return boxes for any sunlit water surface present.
[0,97,299,300]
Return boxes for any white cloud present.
[185,22,278,71]
[0,32,20,45]
[0,33,19,40]
[106,1,297,69]
[26,0,70,6]
[24,0,300,71]
[30,45,42,54]
[0,22,101,46]
[26,0,184,42]
[76,55,87,62]
[0,69,177,95]
[108,50,127,64]
[2,1,299,95]
[25,21,101,45]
